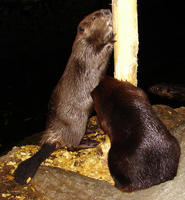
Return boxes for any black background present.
[0,0,184,153]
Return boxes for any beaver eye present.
[92,16,96,20]
[78,26,84,33]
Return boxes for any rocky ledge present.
[0,105,185,200]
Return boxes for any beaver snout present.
[102,9,112,16]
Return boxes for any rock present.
[174,106,185,117]
[32,166,124,200]
[31,121,185,200]
[0,105,185,200]
[152,105,185,129]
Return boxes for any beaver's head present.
[75,9,114,51]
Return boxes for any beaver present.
[91,76,180,192]
[14,9,114,185]
[149,83,185,102]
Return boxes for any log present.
[112,0,139,86]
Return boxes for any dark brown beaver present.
[149,83,185,102]
[14,9,114,185]
[91,76,180,192]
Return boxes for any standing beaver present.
[91,76,180,192]
[14,9,114,185]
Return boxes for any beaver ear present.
[78,26,84,33]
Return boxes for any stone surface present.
[32,166,124,200]
[31,121,185,200]
[0,105,185,200]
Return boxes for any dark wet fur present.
[14,9,114,185]
[149,83,185,102]
[91,76,180,192]
[14,144,55,185]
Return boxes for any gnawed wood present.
[112,0,139,86]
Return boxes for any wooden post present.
[112,0,139,86]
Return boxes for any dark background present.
[0,0,184,153]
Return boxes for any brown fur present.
[91,76,180,192]
[14,9,114,185]
[149,83,185,102]
[41,9,114,149]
